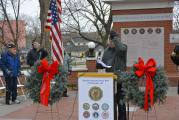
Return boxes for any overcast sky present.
[14,0,179,19]
[7,0,40,18]
[20,0,40,18]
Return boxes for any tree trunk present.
[39,0,50,48]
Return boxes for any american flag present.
[45,0,63,64]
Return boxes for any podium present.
[78,72,115,120]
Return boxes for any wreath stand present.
[120,58,168,120]
[33,103,61,120]
[131,107,158,120]
[25,59,68,120]
[177,66,179,95]
[129,103,158,120]
[126,100,130,120]
[129,79,158,120]
[170,54,179,94]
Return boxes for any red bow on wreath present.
[134,57,156,111]
[38,59,59,106]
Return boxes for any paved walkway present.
[0,91,78,120]
[0,88,179,120]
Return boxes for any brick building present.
[0,20,26,49]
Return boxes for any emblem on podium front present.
[83,103,90,110]
[89,86,103,101]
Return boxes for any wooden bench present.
[0,71,26,99]
[0,76,6,97]
[0,72,5,97]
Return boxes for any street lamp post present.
[87,42,96,57]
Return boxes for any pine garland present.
[25,61,67,105]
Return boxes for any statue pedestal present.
[86,57,97,72]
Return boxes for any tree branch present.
[0,0,16,41]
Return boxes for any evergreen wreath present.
[25,59,67,106]
[118,57,168,111]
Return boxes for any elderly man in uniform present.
[102,31,127,120]
[0,43,21,105]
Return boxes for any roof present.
[64,44,103,53]
[72,37,89,43]
[64,37,104,53]
[103,0,175,4]
[64,41,88,53]
[63,32,103,53]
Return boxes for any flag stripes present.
[45,0,63,64]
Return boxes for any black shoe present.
[63,94,69,97]
[6,100,12,105]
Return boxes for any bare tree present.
[20,14,41,49]
[174,1,179,32]
[63,0,112,47]
[38,0,50,47]
[0,17,6,46]
[38,0,112,48]
[21,15,40,39]
[0,0,25,48]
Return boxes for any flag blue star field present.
[45,0,63,64]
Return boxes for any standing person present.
[102,31,127,120]
[26,40,48,67]
[0,43,21,105]
[63,52,72,97]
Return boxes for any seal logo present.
[92,103,99,110]
[147,28,153,34]
[102,103,109,111]
[139,28,145,34]
[83,103,90,110]
[83,111,90,118]
[131,29,137,34]
[93,112,99,119]
[101,112,109,119]
[89,86,103,101]
[123,29,129,34]
[155,28,161,34]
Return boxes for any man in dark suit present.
[26,40,48,67]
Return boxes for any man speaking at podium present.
[102,31,127,120]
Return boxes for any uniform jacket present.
[0,51,21,77]
[102,37,127,72]
[26,48,48,67]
